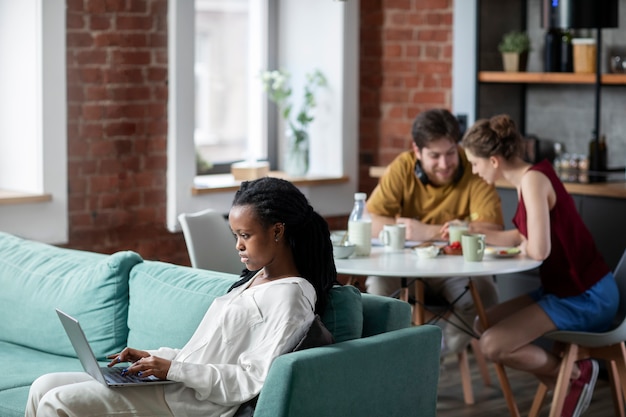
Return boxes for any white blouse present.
[147,275,316,417]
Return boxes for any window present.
[194,0,269,173]
[0,0,68,243]
[168,0,359,231]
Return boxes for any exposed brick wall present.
[64,0,188,264]
[360,0,454,194]
[59,1,453,266]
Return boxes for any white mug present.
[378,224,406,251]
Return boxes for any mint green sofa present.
[0,231,441,417]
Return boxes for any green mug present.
[461,233,486,262]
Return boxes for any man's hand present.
[396,217,442,241]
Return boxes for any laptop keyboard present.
[104,366,154,383]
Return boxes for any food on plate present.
[443,241,462,255]
[485,247,521,257]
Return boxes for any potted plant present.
[498,30,531,72]
[260,69,327,177]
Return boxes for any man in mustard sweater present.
[366,108,504,355]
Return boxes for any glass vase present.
[285,128,309,177]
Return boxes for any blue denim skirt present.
[529,272,619,332]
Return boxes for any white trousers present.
[365,275,498,354]
[25,372,175,417]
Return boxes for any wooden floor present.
[437,351,617,417]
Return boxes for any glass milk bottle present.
[348,192,372,256]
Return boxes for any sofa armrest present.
[254,325,441,417]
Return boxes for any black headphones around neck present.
[414,160,464,185]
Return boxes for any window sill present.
[192,171,350,195]
[0,189,53,205]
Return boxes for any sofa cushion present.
[0,386,33,417]
[0,232,142,358]
[127,261,240,349]
[360,293,412,337]
[321,285,363,343]
[0,341,85,392]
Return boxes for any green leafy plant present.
[498,31,531,53]
[196,149,213,174]
[260,69,327,139]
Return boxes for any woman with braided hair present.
[26,177,337,417]
[227,176,337,314]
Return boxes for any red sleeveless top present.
[513,160,610,297]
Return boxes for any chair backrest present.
[612,249,626,327]
[178,209,243,275]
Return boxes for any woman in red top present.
[461,114,618,417]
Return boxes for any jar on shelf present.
[560,153,571,171]
[553,142,564,171]
[578,154,589,171]
[568,153,579,170]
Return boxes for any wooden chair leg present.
[613,343,626,409]
[601,342,626,417]
[548,343,578,417]
[529,383,548,417]
[493,363,521,417]
[458,349,475,405]
[412,279,425,326]
[471,338,492,387]
[608,359,626,417]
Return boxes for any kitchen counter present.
[368,166,626,199]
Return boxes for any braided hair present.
[227,177,337,314]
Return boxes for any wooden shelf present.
[478,71,626,85]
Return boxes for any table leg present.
[413,279,425,325]
[399,277,409,303]
[346,275,357,286]
[468,279,520,417]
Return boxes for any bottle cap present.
[354,192,367,200]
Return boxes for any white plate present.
[485,247,521,258]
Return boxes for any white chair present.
[178,209,243,275]
[529,249,626,417]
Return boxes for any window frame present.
[167,0,360,231]
[0,0,68,244]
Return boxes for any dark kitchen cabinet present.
[579,195,626,270]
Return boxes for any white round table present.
[334,246,541,278]
[335,245,541,417]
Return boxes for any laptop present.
[56,308,177,387]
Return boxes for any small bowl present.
[333,243,356,259]
[330,230,348,245]
[414,245,440,259]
